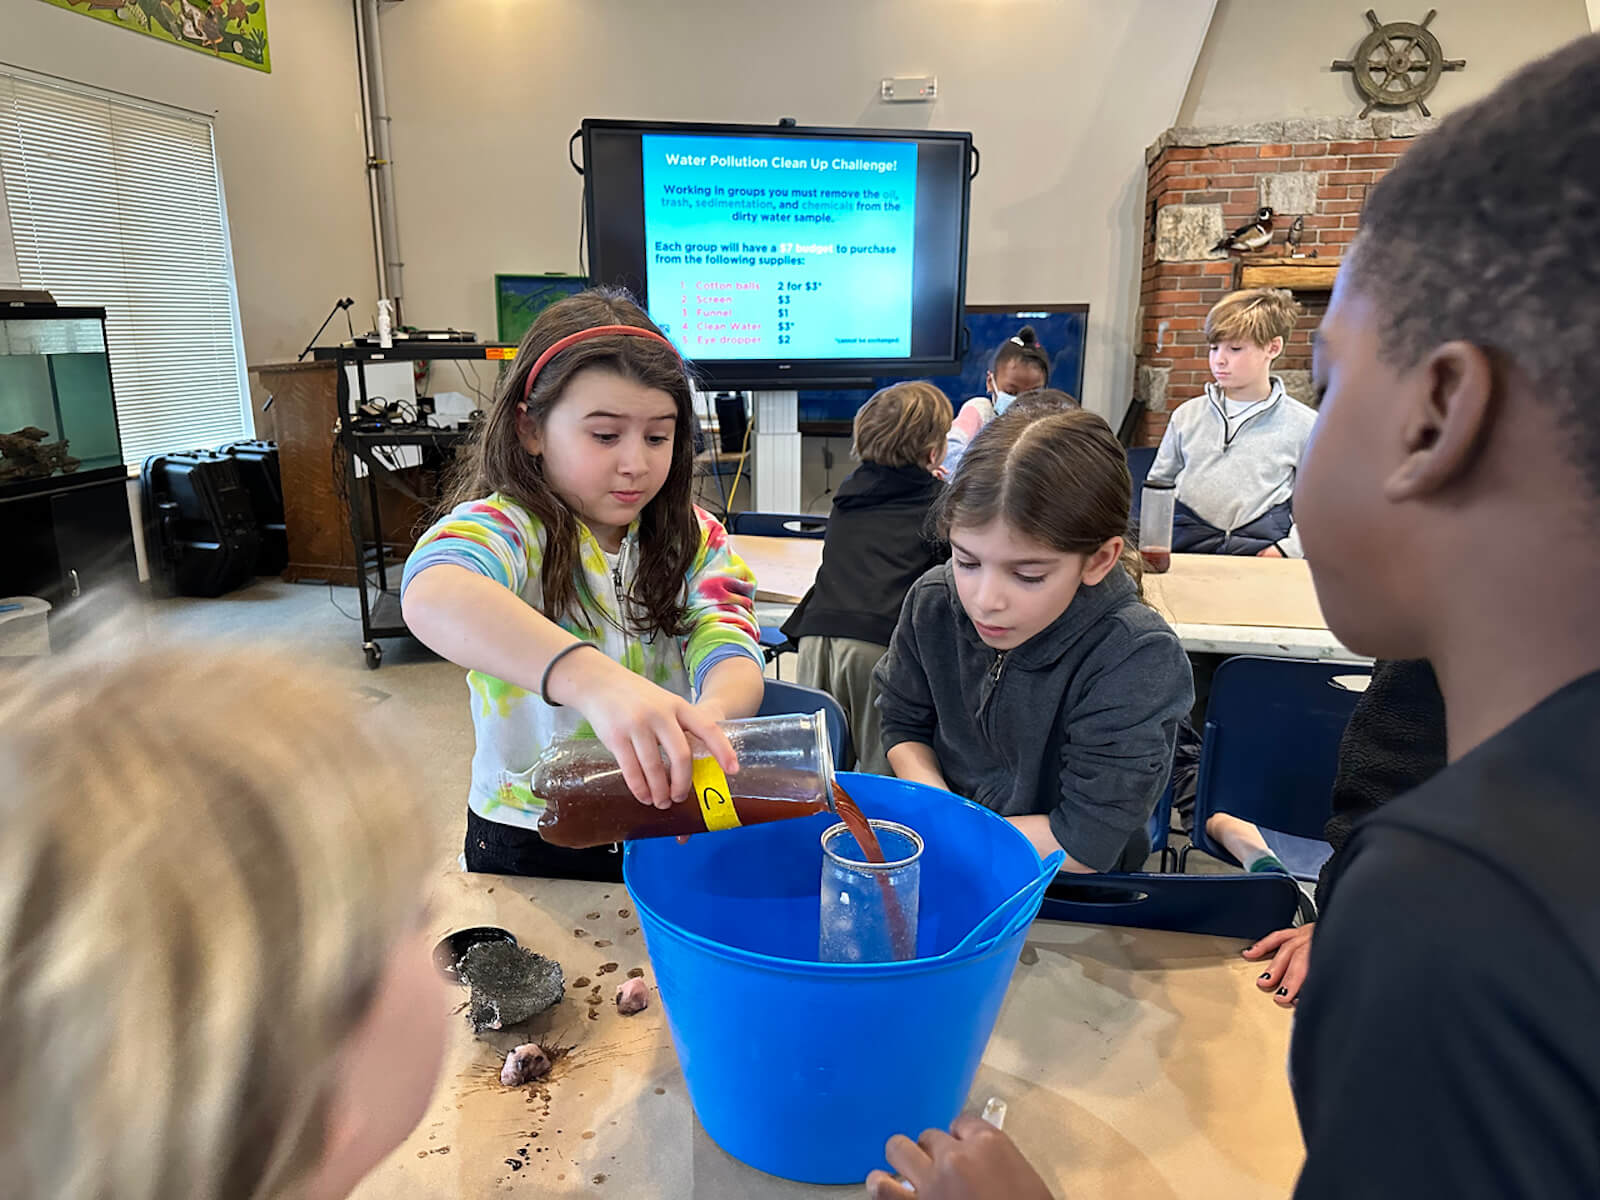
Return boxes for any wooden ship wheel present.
[1333,9,1466,118]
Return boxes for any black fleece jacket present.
[781,461,946,648]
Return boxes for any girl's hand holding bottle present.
[545,644,739,809]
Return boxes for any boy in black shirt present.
[1281,32,1600,1197]
[866,31,1600,1200]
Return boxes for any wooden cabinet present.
[251,360,431,586]
[251,361,352,584]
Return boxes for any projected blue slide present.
[642,134,918,359]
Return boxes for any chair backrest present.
[1126,446,1158,519]
[1192,656,1371,853]
[1038,871,1302,941]
[757,678,853,769]
[1146,777,1173,857]
[726,511,829,539]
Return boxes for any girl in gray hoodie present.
[873,408,1193,872]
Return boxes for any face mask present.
[992,389,1017,414]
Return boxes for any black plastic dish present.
[432,925,519,983]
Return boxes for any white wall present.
[1,0,376,366]
[375,0,1216,425]
[1179,0,1592,125]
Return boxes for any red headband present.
[521,324,677,403]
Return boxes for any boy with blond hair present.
[0,646,444,1200]
[783,381,952,773]
[1147,287,1314,557]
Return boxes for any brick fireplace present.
[1131,116,1431,446]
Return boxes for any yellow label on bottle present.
[693,757,740,832]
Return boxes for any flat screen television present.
[796,304,1089,436]
[581,119,975,387]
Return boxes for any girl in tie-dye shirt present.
[402,289,763,879]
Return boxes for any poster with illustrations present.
[39,0,271,73]
[496,274,589,346]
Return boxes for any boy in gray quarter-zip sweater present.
[1147,288,1316,557]
[873,562,1192,871]
[1148,378,1315,556]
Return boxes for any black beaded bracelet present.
[540,641,600,706]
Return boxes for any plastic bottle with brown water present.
[1139,479,1175,574]
[533,712,843,848]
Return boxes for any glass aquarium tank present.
[0,306,125,498]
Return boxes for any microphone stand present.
[297,297,355,362]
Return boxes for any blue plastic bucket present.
[624,772,1045,1183]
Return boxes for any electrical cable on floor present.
[453,358,490,408]
[327,580,361,620]
[700,391,731,517]
[725,395,753,515]
[571,134,588,278]
[578,184,588,277]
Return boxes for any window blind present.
[0,69,249,468]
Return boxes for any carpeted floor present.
[117,577,473,859]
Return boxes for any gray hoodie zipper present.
[1206,388,1279,535]
[1206,389,1277,452]
[978,649,1008,741]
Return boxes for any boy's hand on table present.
[1243,923,1314,1006]
[866,1117,1053,1200]
[1257,545,1285,557]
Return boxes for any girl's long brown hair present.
[443,287,699,637]
[933,407,1144,599]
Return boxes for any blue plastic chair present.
[757,678,853,771]
[726,512,829,539]
[1179,656,1372,883]
[1036,870,1303,941]
[753,626,792,673]
[1127,446,1158,519]
[1147,778,1174,872]
[726,511,829,678]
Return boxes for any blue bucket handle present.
[939,850,1064,960]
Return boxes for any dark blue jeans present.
[1172,499,1293,555]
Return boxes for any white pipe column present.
[359,0,404,321]
[351,0,385,303]
[752,390,802,513]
